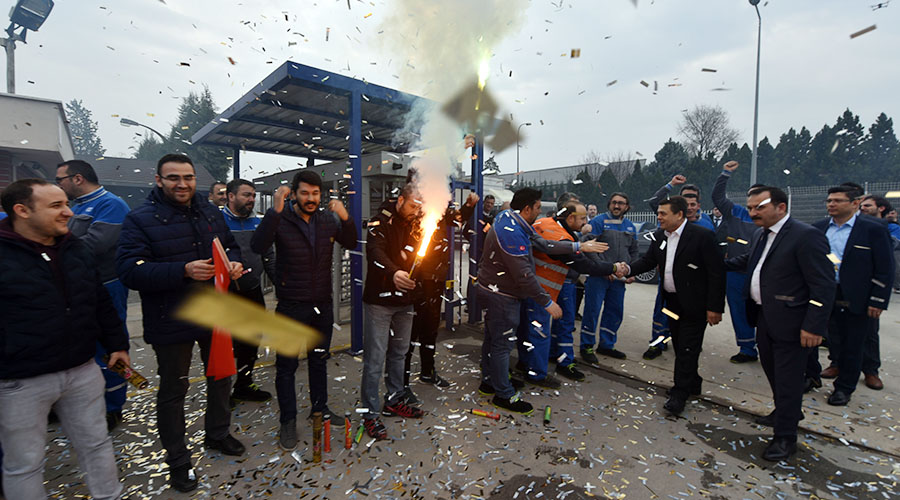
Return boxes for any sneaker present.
[382,401,426,418]
[581,348,599,365]
[729,353,758,364]
[492,392,534,415]
[363,417,388,440]
[279,419,298,450]
[597,347,627,359]
[232,383,272,403]
[308,405,345,426]
[478,377,525,395]
[525,374,562,390]
[169,465,198,493]
[400,387,421,405]
[420,372,452,388]
[556,363,586,382]
[642,346,664,360]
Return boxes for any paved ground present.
[25,283,900,499]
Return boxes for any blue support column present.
[466,138,484,324]
[232,148,241,180]
[348,91,364,354]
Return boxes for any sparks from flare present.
[475,58,490,111]
[409,210,442,277]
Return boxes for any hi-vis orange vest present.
[532,217,573,301]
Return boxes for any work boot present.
[232,383,272,403]
[279,419,297,450]
[556,363,586,382]
[580,347,599,365]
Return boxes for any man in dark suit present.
[725,186,835,461]
[813,186,894,406]
[622,196,725,416]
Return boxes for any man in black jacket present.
[251,170,357,450]
[360,182,426,440]
[0,179,129,499]
[725,186,835,461]
[624,196,725,416]
[813,186,894,406]
[117,154,245,493]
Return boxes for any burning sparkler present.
[409,210,441,279]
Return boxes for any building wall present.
[0,150,12,190]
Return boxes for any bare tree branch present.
[677,104,740,157]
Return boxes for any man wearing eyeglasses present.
[55,160,132,431]
[116,154,245,493]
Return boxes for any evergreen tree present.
[653,139,690,178]
[65,99,105,157]
[863,113,899,179]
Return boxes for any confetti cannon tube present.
[354,423,364,444]
[543,405,552,425]
[470,408,501,421]
[312,412,323,463]
[324,418,331,453]
[103,355,149,390]
[345,413,352,449]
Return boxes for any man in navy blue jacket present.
[117,154,245,493]
[813,186,894,406]
[1,178,129,499]
[251,170,357,450]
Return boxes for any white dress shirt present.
[750,214,790,305]
[663,218,688,293]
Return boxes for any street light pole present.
[1,27,20,94]
[749,0,762,186]
[120,117,168,143]
[516,122,532,177]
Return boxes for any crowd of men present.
[0,154,896,497]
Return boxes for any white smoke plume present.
[378,0,529,226]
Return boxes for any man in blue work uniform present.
[56,160,132,430]
[644,176,715,360]
[580,192,640,362]
[713,161,761,365]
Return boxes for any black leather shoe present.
[169,465,198,493]
[643,346,664,360]
[754,410,804,427]
[827,390,851,406]
[804,377,822,393]
[663,396,685,415]
[204,434,246,456]
[762,437,797,461]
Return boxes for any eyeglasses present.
[825,198,851,205]
[54,175,75,183]
[161,174,196,183]
[610,201,628,206]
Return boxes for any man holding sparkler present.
[360,182,427,440]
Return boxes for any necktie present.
[750,228,771,267]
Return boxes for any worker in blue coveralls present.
[521,201,621,387]
[56,160,131,431]
[579,192,640,362]
[712,161,761,364]
[644,175,715,360]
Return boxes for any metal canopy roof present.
[191,61,432,162]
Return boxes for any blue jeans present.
[650,280,670,347]
[360,303,414,415]
[94,279,129,413]
[726,272,756,356]
[478,287,522,399]
[580,277,625,350]
[0,360,123,500]
[522,298,552,380]
[275,300,335,424]
[550,281,577,366]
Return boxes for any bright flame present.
[477,58,490,90]
[416,210,442,257]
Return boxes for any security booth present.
[191,61,485,353]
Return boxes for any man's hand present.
[107,350,131,371]
[723,161,739,172]
[581,223,593,234]
[614,262,629,278]
[868,306,884,319]
[706,311,722,326]
[228,261,245,281]
[545,301,563,319]
[464,134,476,149]
[273,185,291,213]
[581,240,609,253]
[625,277,636,284]
[800,330,823,347]
[393,270,416,291]
[465,192,480,207]
[328,199,349,221]
[185,258,215,281]
[671,174,686,186]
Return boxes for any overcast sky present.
[7,0,898,178]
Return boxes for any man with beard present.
[579,192,639,362]
[117,154,245,493]
[251,170,357,450]
[222,179,277,404]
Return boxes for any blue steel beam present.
[232,114,396,149]
[258,98,402,132]
[216,130,346,156]
[467,139,484,324]
[232,147,240,180]
[348,90,364,354]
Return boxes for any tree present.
[863,113,899,179]
[65,99,105,157]
[653,139,690,178]
[677,104,740,158]
[133,86,232,180]
[772,128,811,185]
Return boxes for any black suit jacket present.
[726,216,835,338]
[629,222,725,319]
[812,215,894,315]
